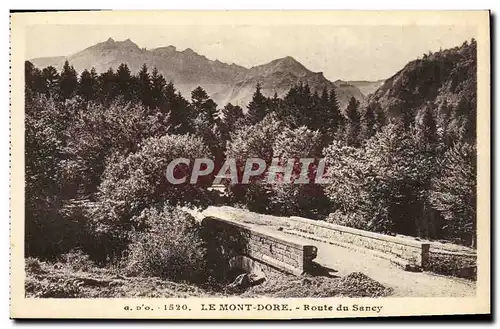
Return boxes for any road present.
[311,238,476,297]
[199,206,477,297]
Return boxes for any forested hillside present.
[24,39,477,291]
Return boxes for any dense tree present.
[324,123,435,236]
[360,105,377,141]
[221,103,244,140]
[115,63,133,101]
[344,96,361,146]
[191,86,218,123]
[78,69,98,101]
[99,134,213,212]
[41,66,59,96]
[225,114,283,212]
[98,68,117,103]
[246,83,268,125]
[25,94,72,258]
[137,64,152,108]
[269,126,330,218]
[416,104,439,149]
[367,100,386,131]
[430,142,476,246]
[164,83,192,134]
[25,61,45,95]
[150,67,166,110]
[59,60,78,99]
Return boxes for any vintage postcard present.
[10,10,490,319]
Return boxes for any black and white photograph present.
[9,10,490,319]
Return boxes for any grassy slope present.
[25,257,392,299]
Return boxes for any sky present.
[26,24,477,81]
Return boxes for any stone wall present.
[203,216,317,276]
[288,216,430,269]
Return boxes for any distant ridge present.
[29,38,366,109]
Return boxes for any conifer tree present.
[78,69,95,101]
[247,83,268,125]
[59,60,78,99]
[221,103,244,136]
[416,104,438,150]
[98,68,117,102]
[25,61,45,95]
[116,63,132,101]
[326,88,344,139]
[191,86,218,123]
[163,83,192,134]
[41,66,60,96]
[360,105,377,141]
[137,64,152,108]
[320,87,329,108]
[268,92,281,114]
[151,67,166,110]
[344,96,361,146]
[369,101,386,131]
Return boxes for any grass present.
[427,252,477,280]
[240,271,393,298]
[25,257,393,298]
[25,257,216,298]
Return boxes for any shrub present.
[427,252,477,280]
[100,133,213,209]
[25,257,45,274]
[326,210,371,230]
[127,206,206,283]
[91,134,215,262]
[25,277,83,298]
[56,249,96,272]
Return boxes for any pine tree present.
[437,100,453,146]
[163,83,192,134]
[320,87,329,107]
[222,103,244,135]
[369,101,386,131]
[59,60,78,99]
[247,83,268,125]
[25,61,45,95]
[41,66,59,96]
[416,104,438,151]
[116,63,132,101]
[326,88,344,140]
[78,69,96,100]
[151,67,166,110]
[345,96,361,146]
[98,68,117,103]
[309,90,321,129]
[137,64,152,108]
[268,92,281,114]
[281,85,301,127]
[360,105,376,141]
[191,86,218,123]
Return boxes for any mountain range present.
[30,38,376,109]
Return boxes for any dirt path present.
[310,239,476,297]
